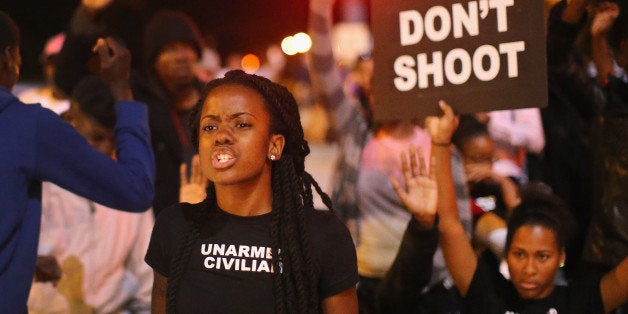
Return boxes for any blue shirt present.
[0,86,154,313]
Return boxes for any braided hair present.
[166,70,333,313]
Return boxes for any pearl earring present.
[269,155,276,161]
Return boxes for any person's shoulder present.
[2,97,60,128]
[305,208,352,240]
[154,202,185,225]
[305,208,340,224]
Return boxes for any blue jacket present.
[0,86,155,313]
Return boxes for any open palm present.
[391,146,438,228]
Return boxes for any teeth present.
[217,154,232,163]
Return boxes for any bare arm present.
[308,0,344,104]
[322,287,358,314]
[151,271,167,314]
[427,101,478,296]
[600,257,628,313]
[590,2,620,85]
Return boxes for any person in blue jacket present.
[0,11,154,313]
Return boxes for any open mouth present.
[212,150,236,169]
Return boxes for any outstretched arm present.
[377,147,439,312]
[308,0,344,108]
[590,1,620,85]
[427,101,477,296]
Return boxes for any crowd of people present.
[0,0,627,312]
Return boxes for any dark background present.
[1,0,321,81]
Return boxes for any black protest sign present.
[370,0,547,120]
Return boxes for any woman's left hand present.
[391,146,438,228]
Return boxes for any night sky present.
[1,0,313,81]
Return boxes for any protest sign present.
[370,0,547,120]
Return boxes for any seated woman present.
[395,101,628,313]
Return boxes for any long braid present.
[166,184,216,313]
[165,222,195,313]
[186,70,335,313]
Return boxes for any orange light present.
[241,53,260,73]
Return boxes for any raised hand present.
[391,146,438,229]
[180,155,207,204]
[426,100,459,145]
[590,1,620,37]
[92,37,133,101]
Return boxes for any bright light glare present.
[281,36,298,56]
[292,32,312,53]
[241,53,260,73]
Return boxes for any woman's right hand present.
[426,100,459,145]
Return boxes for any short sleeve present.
[309,210,359,298]
[145,204,185,277]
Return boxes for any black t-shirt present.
[465,252,604,314]
[145,202,358,313]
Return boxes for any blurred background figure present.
[308,1,471,313]
[475,107,545,185]
[27,75,153,314]
[18,32,70,115]
[194,44,221,84]
[582,4,628,309]
[134,9,204,216]
[452,116,521,259]
[53,0,146,98]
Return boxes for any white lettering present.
[222,257,235,270]
[418,51,444,88]
[452,2,479,38]
[250,246,265,258]
[394,55,417,91]
[201,244,212,255]
[424,6,451,42]
[490,0,514,32]
[399,10,423,46]
[473,44,500,81]
[241,259,251,271]
[225,245,237,256]
[204,256,215,268]
[392,41,526,89]
[399,1,513,45]
[444,48,472,84]
[499,41,525,77]
[238,245,250,257]
[213,244,225,256]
